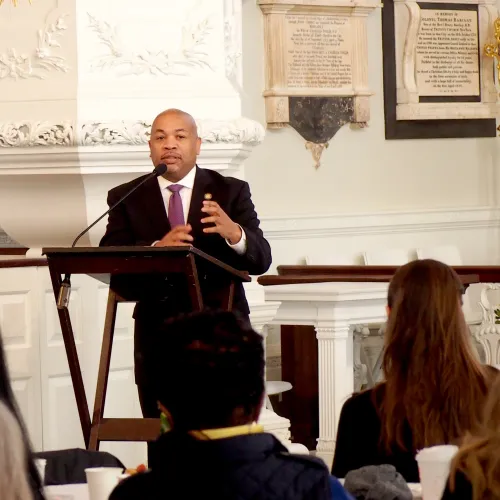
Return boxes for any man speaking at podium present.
[100,109,272,418]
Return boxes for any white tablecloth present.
[44,484,89,500]
[44,481,422,500]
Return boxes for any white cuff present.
[226,226,247,255]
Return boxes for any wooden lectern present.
[42,246,251,450]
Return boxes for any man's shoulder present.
[198,167,247,189]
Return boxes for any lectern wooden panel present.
[43,246,250,451]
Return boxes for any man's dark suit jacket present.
[99,166,272,381]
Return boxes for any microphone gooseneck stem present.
[71,164,167,248]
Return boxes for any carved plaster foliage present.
[0,14,69,79]
[0,122,73,147]
[196,118,265,146]
[353,324,386,390]
[352,325,370,392]
[305,142,328,169]
[224,20,242,82]
[80,122,151,147]
[476,284,500,365]
[87,3,215,77]
[223,0,243,85]
[0,118,266,148]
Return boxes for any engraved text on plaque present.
[415,9,480,97]
[285,14,352,89]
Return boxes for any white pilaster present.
[315,322,353,465]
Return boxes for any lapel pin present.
[204,193,212,200]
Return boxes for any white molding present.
[0,143,255,175]
[0,118,265,149]
[261,206,500,239]
[265,282,388,302]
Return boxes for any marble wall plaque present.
[259,0,380,167]
[384,0,500,127]
[415,9,480,98]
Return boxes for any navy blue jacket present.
[110,431,351,500]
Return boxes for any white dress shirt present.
[156,168,247,254]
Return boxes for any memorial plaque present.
[284,14,352,89]
[381,0,498,139]
[259,0,380,167]
[416,8,480,99]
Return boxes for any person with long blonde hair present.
[442,374,500,499]
[331,259,495,482]
[0,399,34,500]
[0,328,44,499]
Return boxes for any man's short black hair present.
[149,309,265,430]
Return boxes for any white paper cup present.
[85,467,123,500]
[35,458,47,483]
[416,445,458,500]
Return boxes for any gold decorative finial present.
[0,0,32,5]
[484,18,500,134]
[484,18,500,79]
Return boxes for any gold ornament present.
[485,18,500,79]
[204,193,212,200]
[0,0,33,5]
[484,18,500,134]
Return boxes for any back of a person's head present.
[150,310,265,431]
[0,400,34,500]
[380,259,488,452]
[450,374,500,500]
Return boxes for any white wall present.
[261,207,500,271]
[241,2,500,219]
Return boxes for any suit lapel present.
[187,166,212,238]
[138,176,171,237]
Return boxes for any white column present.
[255,326,292,445]
[315,322,353,468]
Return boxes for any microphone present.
[57,164,167,309]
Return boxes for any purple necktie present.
[167,184,185,228]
